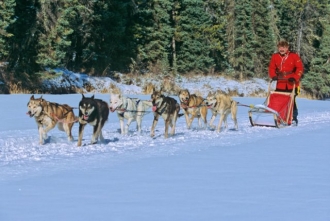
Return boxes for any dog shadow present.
[116,128,160,136]
[43,136,52,144]
[103,138,119,144]
[152,132,185,139]
[80,138,119,146]
[207,127,238,132]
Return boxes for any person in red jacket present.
[268,40,304,125]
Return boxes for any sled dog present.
[150,89,181,138]
[178,89,207,129]
[27,95,76,145]
[205,91,238,132]
[109,93,153,134]
[77,94,109,146]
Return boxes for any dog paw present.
[42,133,48,140]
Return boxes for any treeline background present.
[0,0,330,99]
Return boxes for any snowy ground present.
[0,92,330,221]
[42,68,271,97]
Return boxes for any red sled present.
[248,81,295,128]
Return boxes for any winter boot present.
[292,117,298,126]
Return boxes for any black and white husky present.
[77,94,109,146]
[109,93,152,135]
[150,89,181,138]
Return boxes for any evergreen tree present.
[204,0,227,73]
[302,8,330,99]
[228,0,256,80]
[175,0,214,74]
[0,0,15,60]
[251,0,275,78]
[268,0,280,45]
[79,0,136,74]
[5,0,39,82]
[275,0,327,69]
[36,0,93,69]
[132,0,174,74]
[225,0,235,75]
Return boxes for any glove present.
[288,78,296,83]
[272,76,278,81]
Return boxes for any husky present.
[150,89,181,138]
[77,94,109,146]
[27,95,76,145]
[109,93,153,135]
[178,89,208,129]
[205,91,238,132]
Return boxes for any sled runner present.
[248,80,295,128]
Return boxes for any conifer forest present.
[0,0,330,98]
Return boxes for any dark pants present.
[275,88,298,119]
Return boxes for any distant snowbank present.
[42,68,270,97]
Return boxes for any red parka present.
[268,51,304,90]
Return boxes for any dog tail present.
[175,103,185,118]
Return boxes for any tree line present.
[0,0,330,99]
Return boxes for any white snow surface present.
[42,68,270,96]
[0,73,330,221]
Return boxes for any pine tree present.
[275,0,327,67]
[0,0,15,60]
[132,0,174,74]
[36,0,76,68]
[203,0,227,73]
[5,0,39,82]
[79,0,136,74]
[36,0,94,69]
[302,8,330,99]
[175,0,214,74]
[251,0,275,78]
[228,0,256,80]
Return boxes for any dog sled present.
[248,80,295,128]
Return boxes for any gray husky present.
[77,94,109,146]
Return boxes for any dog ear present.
[30,95,35,100]
[81,93,85,99]
[91,95,95,99]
